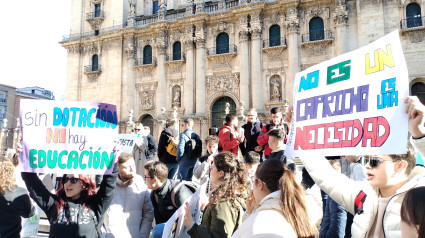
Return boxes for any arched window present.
[269,25,281,47]
[309,17,324,41]
[92,54,99,71]
[211,97,236,128]
[143,45,152,64]
[412,82,425,104]
[153,1,159,14]
[173,41,181,60]
[407,3,422,28]
[216,33,229,54]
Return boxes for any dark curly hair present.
[208,151,250,208]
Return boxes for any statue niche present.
[270,75,282,102]
[172,86,181,107]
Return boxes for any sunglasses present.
[63,177,82,184]
[363,157,399,169]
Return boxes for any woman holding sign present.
[183,151,250,238]
[18,146,119,238]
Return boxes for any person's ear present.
[219,170,224,178]
[395,160,408,175]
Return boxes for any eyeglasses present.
[143,176,153,180]
[134,129,141,131]
[247,114,255,117]
[63,177,82,184]
[363,157,399,169]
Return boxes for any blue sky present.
[0,0,71,99]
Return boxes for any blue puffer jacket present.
[319,197,347,238]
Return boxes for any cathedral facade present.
[61,0,425,139]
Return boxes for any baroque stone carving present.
[172,86,181,107]
[269,12,280,25]
[285,8,299,34]
[263,46,285,61]
[212,54,235,68]
[306,41,331,55]
[406,31,425,43]
[239,30,249,42]
[167,61,184,74]
[125,37,136,58]
[334,0,348,26]
[217,22,228,32]
[270,76,281,102]
[206,73,240,93]
[136,82,158,110]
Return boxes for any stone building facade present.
[61,0,425,139]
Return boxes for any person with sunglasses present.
[18,145,119,238]
[133,122,149,177]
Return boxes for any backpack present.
[184,132,202,160]
[170,180,200,208]
[166,136,178,156]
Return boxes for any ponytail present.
[256,160,317,237]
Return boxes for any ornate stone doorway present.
[140,114,154,133]
[210,97,236,128]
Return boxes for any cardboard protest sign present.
[19,100,118,174]
[117,134,137,153]
[162,183,208,238]
[285,30,409,157]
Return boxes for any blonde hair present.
[0,157,16,195]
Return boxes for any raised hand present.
[405,96,425,138]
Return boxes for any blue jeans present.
[152,223,165,238]
[166,163,179,179]
[177,163,195,181]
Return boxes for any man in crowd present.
[218,113,243,156]
[157,120,179,179]
[244,151,261,188]
[239,108,264,159]
[267,129,295,171]
[193,135,220,185]
[300,96,425,237]
[257,107,289,159]
[177,118,201,181]
[144,161,193,238]
[143,126,158,161]
[133,123,148,176]
[103,153,154,238]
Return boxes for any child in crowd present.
[192,135,219,185]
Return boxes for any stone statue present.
[172,106,178,121]
[2,119,7,129]
[128,109,134,122]
[271,78,281,102]
[129,1,136,16]
[141,91,154,109]
[225,102,230,115]
[172,88,181,107]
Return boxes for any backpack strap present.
[184,131,192,140]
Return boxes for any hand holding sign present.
[405,96,425,139]
[183,202,194,229]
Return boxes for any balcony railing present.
[165,9,186,21]
[208,44,237,56]
[0,98,6,103]
[302,30,333,43]
[225,0,239,8]
[137,56,157,66]
[137,14,159,27]
[400,16,425,29]
[86,10,105,20]
[62,25,122,41]
[205,2,219,13]
[263,37,286,48]
[166,53,185,62]
[84,65,102,73]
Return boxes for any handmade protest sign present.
[19,100,118,174]
[285,30,409,157]
[117,134,137,153]
[162,183,208,238]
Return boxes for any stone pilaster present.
[184,37,195,114]
[285,7,300,105]
[195,38,206,114]
[239,29,250,109]
[334,0,349,55]
[156,33,168,115]
[123,37,136,127]
[251,27,263,111]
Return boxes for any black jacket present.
[21,164,118,238]
[150,179,193,224]
[268,149,295,171]
[145,134,158,160]
[157,128,178,164]
[240,120,264,156]
[0,187,35,238]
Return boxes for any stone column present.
[334,0,349,56]
[239,30,250,109]
[124,37,136,132]
[156,44,167,115]
[195,38,206,114]
[251,28,263,111]
[184,37,195,114]
[285,8,300,105]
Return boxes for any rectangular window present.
[95,4,101,17]
[153,1,159,14]
[0,91,6,103]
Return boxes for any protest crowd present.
[2,32,425,238]
[0,96,425,238]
